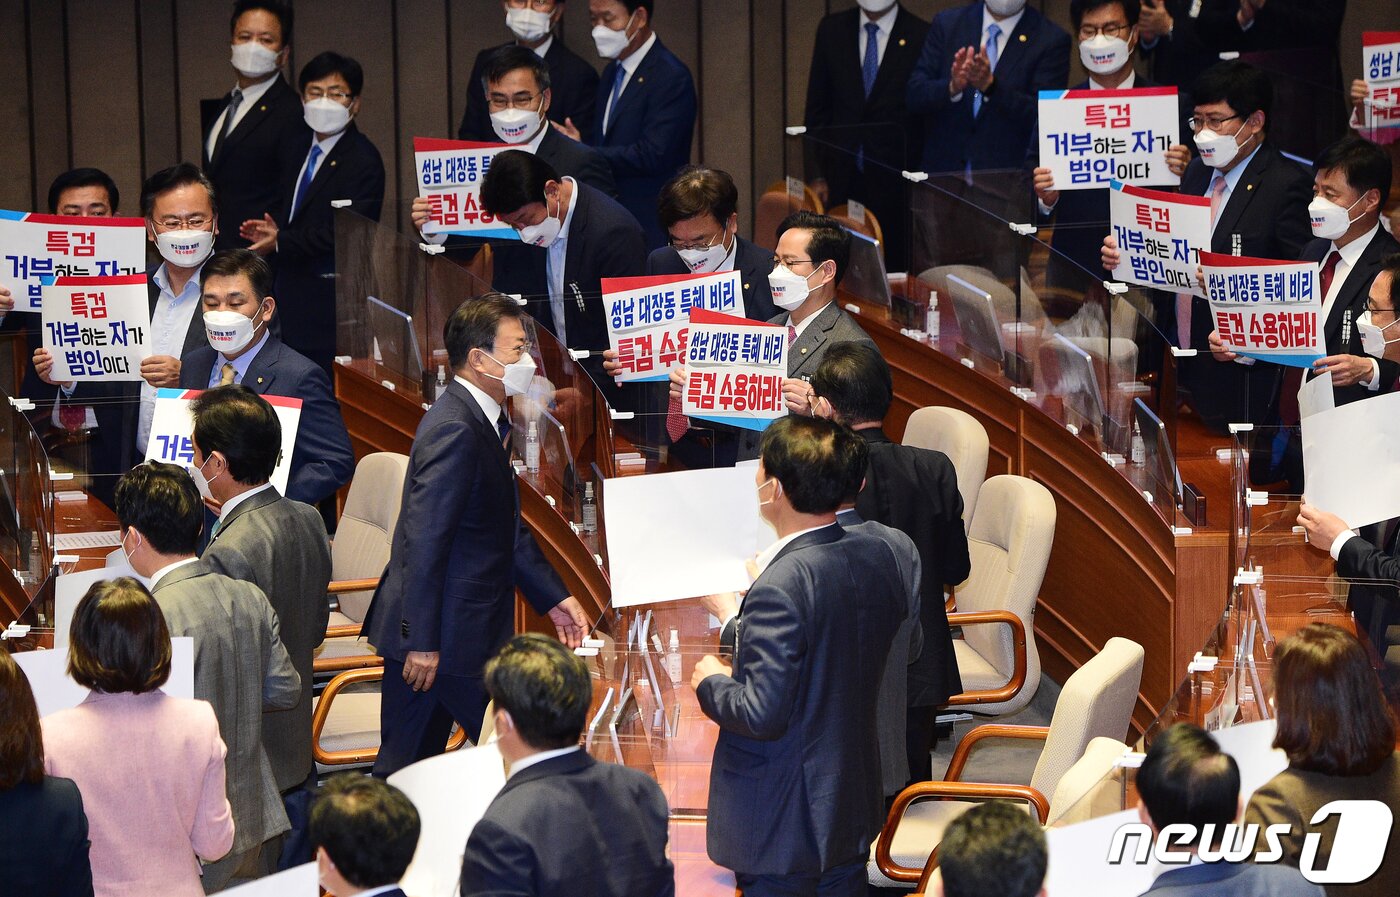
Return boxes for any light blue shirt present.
[206,328,271,387]
[544,177,579,345]
[1209,142,1262,236]
[140,261,206,453]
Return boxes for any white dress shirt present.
[602,31,657,133]
[507,745,580,778]
[721,522,835,629]
[858,3,899,69]
[526,35,554,59]
[349,886,407,897]
[140,262,207,453]
[456,374,503,430]
[546,177,580,345]
[205,74,280,159]
[217,482,275,525]
[149,557,199,590]
[289,129,346,220]
[1320,221,1382,389]
[788,301,834,341]
[950,7,1026,102]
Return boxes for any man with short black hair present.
[48,167,120,216]
[933,801,1047,897]
[114,460,300,890]
[460,634,674,897]
[310,774,420,897]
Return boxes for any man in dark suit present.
[461,634,674,897]
[555,0,695,249]
[181,250,354,507]
[364,295,588,778]
[457,0,598,144]
[193,385,332,867]
[237,52,385,374]
[200,1,309,251]
[810,341,971,784]
[694,416,907,897]
[805,1,929,272]
[115,461,301,890]
[907,0,1070,176]
[309,775,420,897]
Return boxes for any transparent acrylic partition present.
[0,391,59,649]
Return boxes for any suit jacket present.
[1299,227,1400,404]
[201,76,311,250]
[855,428,970,706]
[363,380,567,679]
[458,36,600,143]
[908,2,1070,173]
[42,691,234,897]
[461,751,674,897]
[1245,752,1400,897]
[0,776,92,897]
[180,336,355,505]
[645,235,776,322]
[200,487,332,792]
[590,37,697,248]
[698,523,906,875]
[537,124,618,196]
[270,123,385,370]
[1337,528,1400,653]
[151,560,301,856]
[1140,862,1324,897]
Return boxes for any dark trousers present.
[905,704,942,784]
[735,858,866,897]
[372,657,487,778]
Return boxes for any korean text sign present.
[1201,251,1322,368]
[1038,87,1181,190]
[1109,181,1211,297]
[0,211,145,311]
[413,137,516,239]
[144,389,303,494]
[603,270,742,382]
[41,275,151,381]
[681,308,787,432]
[1357,32,1400,145]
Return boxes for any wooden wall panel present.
[67,1,144,206]
[137,0,180,190]
[0,2,34,209]
[25,0,70,208]
[173,0,239,169]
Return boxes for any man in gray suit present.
[115,460,301,890]
[192,384,332,868]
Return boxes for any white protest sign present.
[1109,181,1211,297]
[681,308,788,431]
[1356,31,1400,145]
[1038,87,1181,190]
[603,270,742,383]
[413,137,517,239]
[1302,388,1400,531]
[54,562,139,649]
[212,862,317,896]
[14,637,194,718]
[0,211,146,312]
[143,389,302,495]
[1201,251,1322,367]
[41,274,151,381]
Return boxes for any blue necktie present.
[291,143,322,220]
[497,411,512,448]
[862,22,880,96]
[606,64,626,134]
[973,23,1001,118]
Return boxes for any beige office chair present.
[755,181,824,251]
[918,264,1049,333]
[902,407,989,530]
[944,476,1055,716]
[310,668,478,772]
[828,202,884,247]
[314,452,410,674]
[1046,736,1131,827]
[871,637,1145,891]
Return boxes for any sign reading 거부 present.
[413,137,517,239]
[0,211,145,311]
[1038,87,1181,191]
[41,275,151,381]
[603,270,742,383]
[144,389,303,495]
[1201,251,1322,368]
[1109,181,1211,297]
[682,308,787,432]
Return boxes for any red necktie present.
[1280,251,1343,426]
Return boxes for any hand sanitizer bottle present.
[525,421,540,472]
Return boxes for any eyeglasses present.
[505,0,556,9]
[304,87,353,103]
[490,340,537,360]
[772,257,815,268]
[1366,304,1396,315]
[486,91,542,113]
[1187,114,1241,132]
[670,230,724,253]
[153,215,211,230]
[1078,23,1131,40]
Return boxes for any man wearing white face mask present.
[238,52,385,375]
[363,294,589,778]
[178,250,353,508]
[200,1,308,251]
[457,0,598,145]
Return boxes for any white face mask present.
[120,530,141,566]
[1308,193,1365,241]
[490,100,544,144]
[480,349,538,397]
[190,455,221,503]
[984,0,1027,17]
[1193,119,1249,169]
[516,193,563,247]
[230,41,280,77]
[676,228,733,274]
[757,478,779,506]
[303,97,352,135]
[856,0,895,12]
[1357,310,1400,357]
[768,264,818,311]
[1080,33,1131,74]
[505,7,553,42]
[153,229,215,268]
[592,11,635,60]
[204,305,266,356]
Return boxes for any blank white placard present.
[1303,387,1400,529]
[14,636,194,718]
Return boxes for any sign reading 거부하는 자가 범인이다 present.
[1038,87,1181,191]
[682,308,788,432]
[0,211,145,311]
[144,389,303,495]
[603,270,743,383]
[1109,181,1211,297]
[41,275,152,381]
[414,137,518,239]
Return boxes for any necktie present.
[606,64,626,134]
[1280,251,1342,427]
[862,23,880,97]
[291,144,322,221]
[497,411,512,449]
[212,88,243,161]
[973,24,1001,118]
[1176,174,1231,349]
[1319,250,1342,301]
[788,324,798,345]
[219,362,237,386]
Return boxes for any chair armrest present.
[944,724,1051,782]
[943,610,1027,708]
[875,779,1050,885]
[325,624,362,639]
[311,667,468,767]
[328,577,380,595]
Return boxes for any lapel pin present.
[637,76,645,84]
[898,38,906,47]
[259,105,267,111]
[330,160,337,167]
[256,376,265,384]
[1019,34,1027,42]
[1246,184,1253,190]
[801,347,808,354]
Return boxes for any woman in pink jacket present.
[42,578,234,897]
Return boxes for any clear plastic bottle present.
[435,364,448,400]
[1131,421,1146,465]
[581,482,597,533]
[524,421,540,472]
[926,293,940,342]
[665,629,682,684]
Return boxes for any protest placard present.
[1039,87,1181,190]
[681,308,787,431]
[0,211,145,311]
[1201,251,1322,368]
[603,270,742,382]
[1356,31,1400,145]
[413,137,516,239]
[1109,181,1211,297]
[41,274,151,381]
[144,389,302,494]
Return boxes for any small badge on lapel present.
[1018,34,1027,42]
[256,376,265,384]
[259,105,268,111]
[898,38,906,47]
[801,347,808,354]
